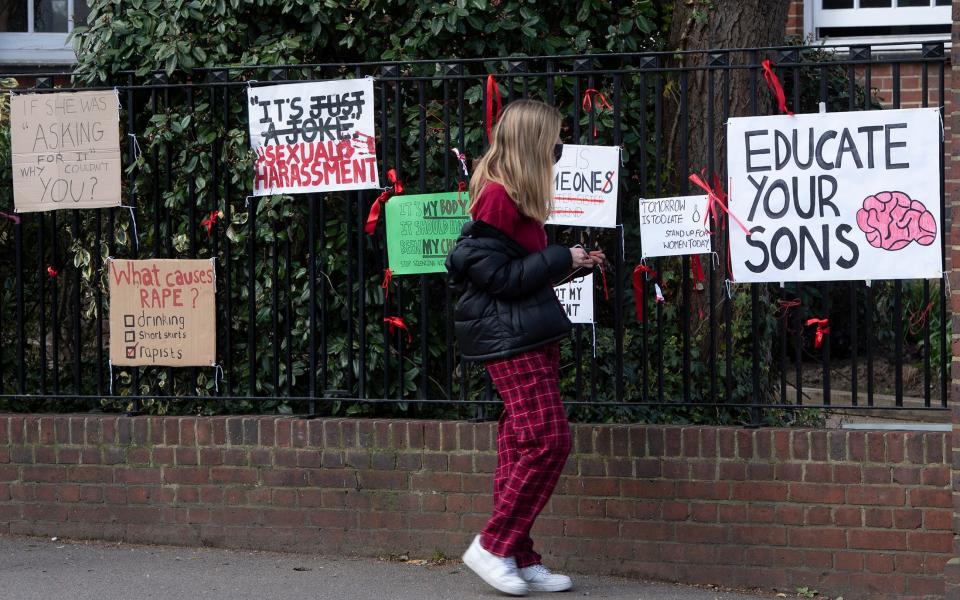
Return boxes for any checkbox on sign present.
[124,331,136,343]
[125,345,136,359]
[124,315,135,327]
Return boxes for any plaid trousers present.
[480,342,571,568]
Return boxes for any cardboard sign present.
[247,78,379,196]
[385,192,470,275]
[109,259,216,367]
[639,195,711,258]
[10,90,122,213]
[553,274,594,324]
[548,144,619,228]
[727,107,942,282]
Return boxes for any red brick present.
[805,506,831,526]
[731,482,787,502]
[565,519,619,538]
[728,525,785,546]
[908,531,952,553]
[791,431,810,460]
[923,509,951,530]
[847,486,906,506]
[789,527,846,549]
[864,508,893,528]
[790,483,844,504]
[834,506,862,527]
[835,552,864,571]
[848,530,907,550]
[910,488,951,508]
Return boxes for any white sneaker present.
[462,535,529,596]
[519,564,573,592]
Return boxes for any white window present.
[807,0,952,43]
[0,1,91,65]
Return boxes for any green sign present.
[385,191,471,275]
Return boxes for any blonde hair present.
[469,99,562,224]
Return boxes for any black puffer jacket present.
[446,220,573,361]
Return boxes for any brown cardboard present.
[109,259,216,367]
[10,90,122,213]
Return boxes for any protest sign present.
[639,194,711,258]
[386,192,470,275]
[247,78,379,196]
[109,259,216,367]
[727,107,942,283]
[10,90,122,213]
[553,274,594,324]
[548,144,619,228]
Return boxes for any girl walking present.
[446,99,603,596]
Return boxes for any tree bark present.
[664,0,790,389]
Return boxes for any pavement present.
[0,534,775,600]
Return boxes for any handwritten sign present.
[385,192,470,275]
[10,91,122,213]
[109,259,216,367]
[727,107,942,283]
[639,195,711,258]
[548,144,619,228]
[553,274,594,324]
[247,78,379,196]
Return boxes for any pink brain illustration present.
[855,191,937,251]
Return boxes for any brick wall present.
[787,0,805,39]
[0,415,951,600]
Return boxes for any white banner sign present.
[727,107,942,282]
[548,144,619,228]
[639,195,710,258]
[553,274,594,324]
[247,78,379,196]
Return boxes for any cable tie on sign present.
[944,271,951,296]
[591,323,597,359]
[213,363,224,394]
[711,252,720,269]
[725,279,734,300]
[108,360,114,396]
[113,87,122,111]
[127,133,142,162]
[126,206,139,253]
[617,224,626,263]
[450,147,469,178]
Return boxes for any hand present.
[570,247,594,269]
[588,250,607,267]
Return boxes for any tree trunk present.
[665,0,790,394]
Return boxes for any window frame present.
[804,0,952,47]
[0,0,84,65]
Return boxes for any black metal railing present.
[0,42,950,420]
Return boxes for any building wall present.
[0,415,951,600]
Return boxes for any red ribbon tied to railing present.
[384,316,412,343]
[632,264,657,323]
[805,318,829,349]
[485,75,503,144]
[201,210,220,236]
[47,266,58,278]
[581,88,613,138]
[688,173,751,238]
[761,59,794,116]
[691,255,705,289]
[0,211,21,225]
[381,268,393,301]
[364,169,403,236]
[457,180,467,208]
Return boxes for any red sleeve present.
[472,183,518,238]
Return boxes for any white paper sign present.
[727,107,942,283]
[553,274,594,324]
[247,78,379,196]
[548,144,619,228]
[639,195,710,258]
